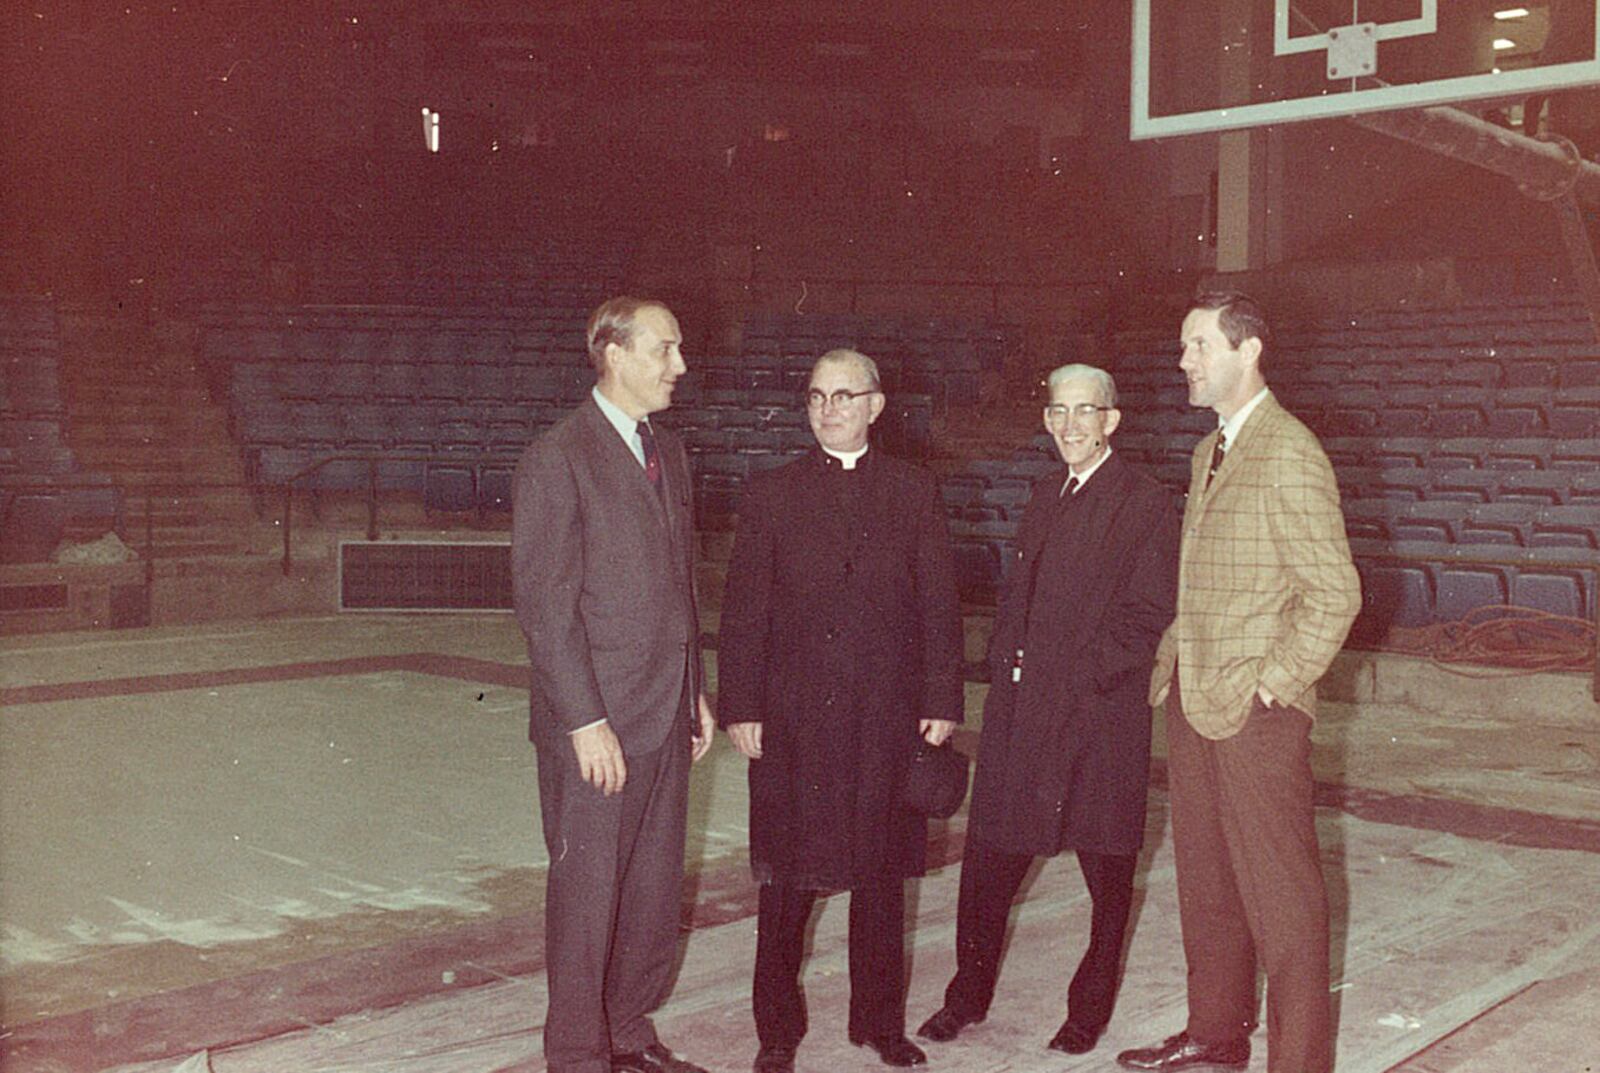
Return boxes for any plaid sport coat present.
[1149,392,1361,739]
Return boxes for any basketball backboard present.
[1131,0,1600,139]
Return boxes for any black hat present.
[900,739,971,819]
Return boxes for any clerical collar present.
[821,444,869,470]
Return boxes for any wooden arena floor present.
[2,615,1597,1072]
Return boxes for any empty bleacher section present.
[936,295,1599,648]
[0,296,121,563]
[208,304,1008,529]
[173,240,632,310]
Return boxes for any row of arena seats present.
[1116,348,1600,392]
[941,481,1597,632]
[1106,383,1600,439]
[942,440,1600,531]
[227,351,967,416]
[235,369,928,522]
[1343,500,1600,549]
[205,307,1014,412]
[173,242,629,306]
[1,296,122,561]
[1114,298,1595,357]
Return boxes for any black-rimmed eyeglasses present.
[806,388,880,410]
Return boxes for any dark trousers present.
[943,838,1136,1031]
[754,879,907,1049]
[537,736,689,1073]
[1166,680,1332,1073]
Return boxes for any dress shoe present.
[753,1045,796,1073]
[1046,1019,1104,1055]
[848,1029,928,1067]
[1115,1031,1250,1071]
[611,1041,709,1073]
[915,1005,984,1042]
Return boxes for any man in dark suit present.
[716,349,966,1073]
[512,297,716,1073]
[917,364,1178,1057]
[1117,293,1360,1073]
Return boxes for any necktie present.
[1059,474,1079,498]
[1206,430,1227,489]
[638,420,662,491]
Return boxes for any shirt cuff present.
[568,718,608,735]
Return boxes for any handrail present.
[0,477,249,604]
[277,451,517,575]
[8,468,1597,695]
[723,272,1110,320]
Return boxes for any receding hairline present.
[811,348,882,390]
[1045,363,1117,408]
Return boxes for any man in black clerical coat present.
[716,349,966,1073]
[917,363,1178,1058]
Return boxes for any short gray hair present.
[1046,363,1117,408]
[813,348,882,391]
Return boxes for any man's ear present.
[867,392,887,425]
[1102,407,1122,437]
[1240,336,1263,372]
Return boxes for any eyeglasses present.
[1044,403,1114,424]
[805,388,879,410]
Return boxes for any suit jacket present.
[1149,392,1360,740]
[715,448,964,886]
[969,453,1178,857]
[511,396,701,756]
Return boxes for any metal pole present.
[366,458,379,541]
[280,482,293,576]
[1551,192,1600,343]
[1349,105,1600,209]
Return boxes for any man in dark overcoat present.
[716,349,966,1073]
[917,363,1178,1058]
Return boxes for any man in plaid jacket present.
[1118,292,1360,1073]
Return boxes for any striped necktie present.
[638,420,662,491]
[1205,430,1227,489]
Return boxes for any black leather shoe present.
[1047,1019,1104,1055]
[848,1030,928,1067]
[611,1041,710,1073]
[753,1045,796,1073]
[915,1005,984,1042]
[1115,1031,1250,1071]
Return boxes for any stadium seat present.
[1458,502,1535,547]
[478,464,515,514]
[423,464,476,514]
[1531,505,1600,550]
[1550,439,1600,472]
[1350,548,1437,641]
[1434,563,1509,622]
[1428,470,1498,503]
[1496,471,1572,506]
[1342,500,1390,542]
[1390,501,1467,543]
[1549,388,1600,436]
[1482,438,1550,471]
[1511,552,1594,620]
[1556,357,1600,388]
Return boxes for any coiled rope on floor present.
[1386,605,1598,676]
